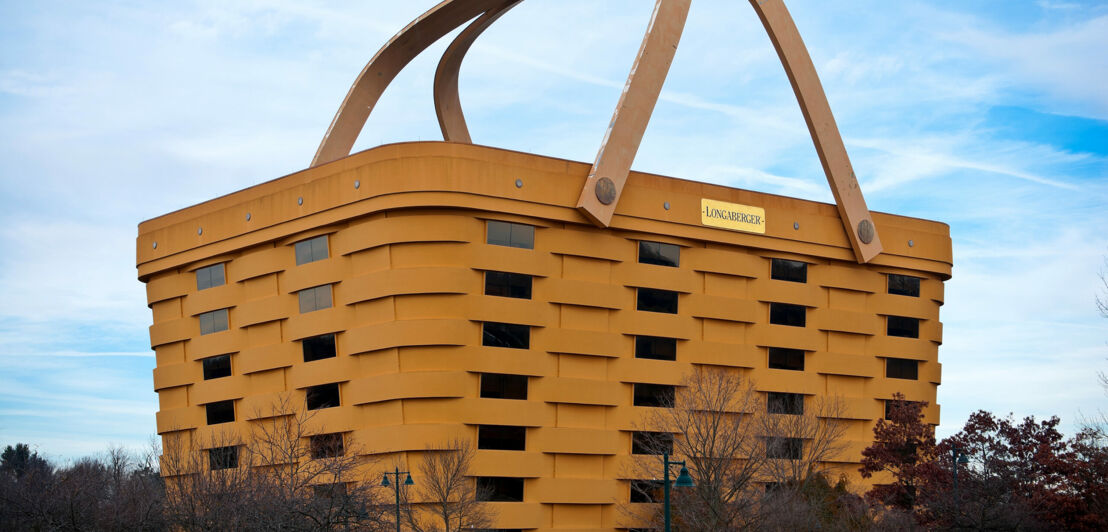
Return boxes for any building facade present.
[137,141,951,530]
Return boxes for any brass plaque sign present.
[700,198,766,234]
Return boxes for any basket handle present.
[312,0,882,263]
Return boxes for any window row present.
[193,235,330,294]
[765,348,921,380]
[199,379,678,427]
[199,335,916,383]
[209,445,525,504]
[201,334,338,382]
[203,382,340,425]
[766,303,924,339]
[487,225,921,302]
[194,247,921,342]
[195,285,335,335]
[630,437,805,502]
[206,290,891,338]
[203,388,918,450]
[479,299,918,341]
[194,228,921,305]
[206,433,345,471]
[201,374,529,423]
[635,242,922,301]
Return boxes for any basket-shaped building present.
[138,1,950,529]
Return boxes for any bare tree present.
[1097,256,1108,396]
[759,394,848,490]
[0,443,165,531]
[650,367,766,530]
[625,367,849,531]
[160,397,388,531]
[161,427,266,530]
[403,438,494,532]
[1097,255,1108,319]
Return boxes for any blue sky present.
[1,0,1105,461]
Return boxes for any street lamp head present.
[381,474,390,487]
[674,466,695,488]
[404,473,415,486]
[957,453,969,465]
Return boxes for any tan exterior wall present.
[137,142,951,531]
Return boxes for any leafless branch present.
[623,366,849,531]
[403,438,494,532]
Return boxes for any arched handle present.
[313,0,882,263]
[435,1,523,143]
[750,0,882,262]
[310,0,515,167]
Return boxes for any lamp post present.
[952,445,969,494]
[381,466,414,532]
[662,452,695,532]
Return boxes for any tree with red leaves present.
[858,394,940,514]
[936,411,1072,530]
[1069,427,1108,528]
[861,402,1108,531]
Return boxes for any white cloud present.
[1035,1,1082,10]
[849,135,1084,192]
[705,165,829,200]
[945,15,1108,119]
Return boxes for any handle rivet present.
[595,177,616,205]
[857,219,874,244]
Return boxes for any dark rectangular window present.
[196,263,226,291]
[768,348,805,371]
[208,446,238,470]
[887,316,920,338]
[306,383,340,410]
[295,235,329,265]
[766,437,803,460]
[312,483,347,499]
[309,433,344,459]
[486,221,534,249]
[205,400,235,425]
[476,477,524,502]
[635,336,677,361]
[770,259,807,283]
[633,383,675,408]
[637,288,678,314]
[202,355,231,380]
[631,431,673,455]
[886,358,919,380]
[299,285,333,313]
[630,479,661,503]
[302,333,337,362]
[480,373,528,400]
[888,274,920,297]
[767,392,804,415]
[482,322,530,349]
[198,308,229,335]
[484,271,532,299]
[478,425,526,451]
[769,303,806,327]
[638,241,680,267]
